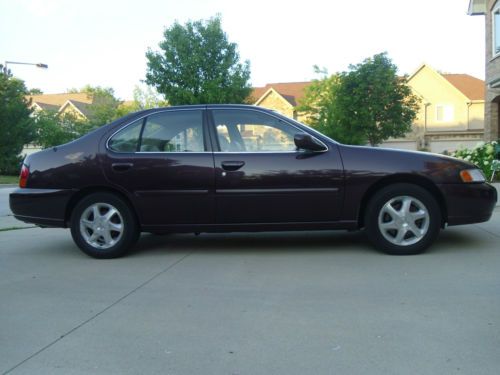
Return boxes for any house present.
[21,93,94,155]
[468,0,500,141]
[23,93,134,155]
[28,93,135,120]
[250,82,310,122]
[381,64,485,153]
[28,92,93,120]
[252,66,485,153]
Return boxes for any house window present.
[435,105,454,122]
[493,3,500,56]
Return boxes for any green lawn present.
[0,175,18,185]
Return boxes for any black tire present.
[70,192,139,258]
[364,183,441,255]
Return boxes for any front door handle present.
[221,161,245,171]
[112,162,133,172]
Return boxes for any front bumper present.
[438,182,497,226]
[9,188,75,227]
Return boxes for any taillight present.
[19,164,29,188]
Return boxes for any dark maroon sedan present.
[10,105,497,258]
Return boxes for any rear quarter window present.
[108,119,143,152]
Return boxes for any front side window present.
[140,111,204,152]
[494,4,500,56]
[212,110,303,152]
[108,119,143,152]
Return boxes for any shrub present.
[451,141,499,180]
[0,154,23,175]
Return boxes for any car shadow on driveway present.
[9,226,486,259]
[126,227,487,258]
[129,230,372,257]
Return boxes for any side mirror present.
[294,133,327,152]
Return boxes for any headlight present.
[459,168,486,183]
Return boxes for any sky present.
[0,0,485,100]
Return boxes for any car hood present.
[338,144,477,184]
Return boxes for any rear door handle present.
[221,161,245,171]
[112,162,133,172]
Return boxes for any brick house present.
[468,0,500,141]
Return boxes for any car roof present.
[134,104,274,116]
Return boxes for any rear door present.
[209,108,344,224]
[104,109,215,227]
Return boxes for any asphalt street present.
[1,207,500,375]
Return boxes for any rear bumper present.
[9,188,75,227]
[438,183,497,226]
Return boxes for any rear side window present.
[140,111,204,152]
[108,119,143,152]
[108,110,205,153]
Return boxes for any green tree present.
[34,110,90,149]
[145,15,251,105]
[0,66,35,174]
[28,88,43,95]
[116,84,169,117]
[337,53,419,146]
[300,53,420,146]
[72,85,122,127]
[33,85,123,149]
[298,66,366,145]
[132,84,168,109]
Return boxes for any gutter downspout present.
[423,103,431,149]
[424,103,431,133]
[467,102,472,131]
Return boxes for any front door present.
[104,109,215,227]
[209,108,343,224]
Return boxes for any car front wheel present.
[365,183,441,255]
[70,193,139,258]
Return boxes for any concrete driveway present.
[0,187,30,230]
[1,207,500,375]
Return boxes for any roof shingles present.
[251,82,311,106]
[27,93,95,119]
[441,74,485,101]
[28,93,93,107]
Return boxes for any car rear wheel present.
[70,193,139,258]
[365,183,441,255]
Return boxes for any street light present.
[3,60,48,73]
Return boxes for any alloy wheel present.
[80,203,124,249]
[377,195,430,246]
